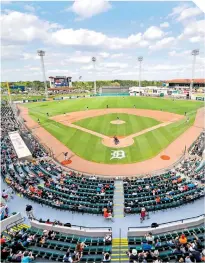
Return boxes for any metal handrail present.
[32,218,112,231]
[6,217,25,233]
[128,214,205,230]
[119,228,122,263]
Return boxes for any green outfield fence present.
[96,92,130,97]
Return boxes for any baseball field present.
[23,97,203,164]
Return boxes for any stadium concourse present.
[1,103,205,263]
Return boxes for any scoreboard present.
[49,76,72,88]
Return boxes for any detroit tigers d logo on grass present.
[110,150,126,160]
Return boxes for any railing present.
[34,218,112,231]
[128,214,205,230]
[4,214,25,233]
[30,219,112,237]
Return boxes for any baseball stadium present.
[1,1,205,263]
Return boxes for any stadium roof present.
[167,79,205,84]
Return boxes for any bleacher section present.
[123,173,204,214]
[128,225,205,262]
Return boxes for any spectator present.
[103,234,112,245]
[63,251,73,262]
[179,234,187,244]
[102,252,111,262]
[127,249,138,262]
[140,207,146,221]
[2,189,9,201]
[142,240,152,251]
[145,232,154,243]
[1,247,12,260]
[0,234,6,245]
[25,205,34,219]
[21,251,34,263]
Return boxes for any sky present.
[1,0,205,82]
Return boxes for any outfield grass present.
[24,97,203,164]
[74,113,160,136]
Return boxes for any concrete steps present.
[113,180,124,219]
[111,238,129,262]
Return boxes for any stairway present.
[2,223,30,241]
[111,238,129,262]
[113,180,124,219]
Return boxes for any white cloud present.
[111,53,123,58]
[69,0,111,19]
[168,50,190,57]
[24,4,36,13]
[23,53,39,60]
[177,7,202,21]
[81,61,128,71]
[101,62,128,69]
[168,4,189,18]
[149,37,176,51]
[189,36,202,43]
[160,22,169,28]
[1,45,24,60]
[168,4,203,22]
[67,56,91,64]
[51,28,149,50]
[81,65,93,70]
[143,26,164,40]
[99,52,110,58]
[178,20,205,43]
[1,10,61,44]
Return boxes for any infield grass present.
[24,96,203,164]
[74,113,160,136]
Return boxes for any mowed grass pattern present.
[74,113,160,136]
[25,97,203,164]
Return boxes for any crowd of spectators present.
[1,219,112,263]
[178,132,205,183]
[127,231,205,263]
[1,105,114,215]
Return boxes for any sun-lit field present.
[74,113,161,137]
[24,96,203,164]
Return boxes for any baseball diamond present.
[18,96,204,175]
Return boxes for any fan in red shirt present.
[140,207,146,220]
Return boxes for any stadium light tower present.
[138,56,143,88]
[190,49,199,99]
[37,50,48,100]
[92,57,97,94]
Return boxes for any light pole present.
[37,50,48,100]
[138,56,143,88]
[92,57,97,94]
[190,49,199,99]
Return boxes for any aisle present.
[113,180,124,219]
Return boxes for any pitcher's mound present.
[110,120,125,125]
